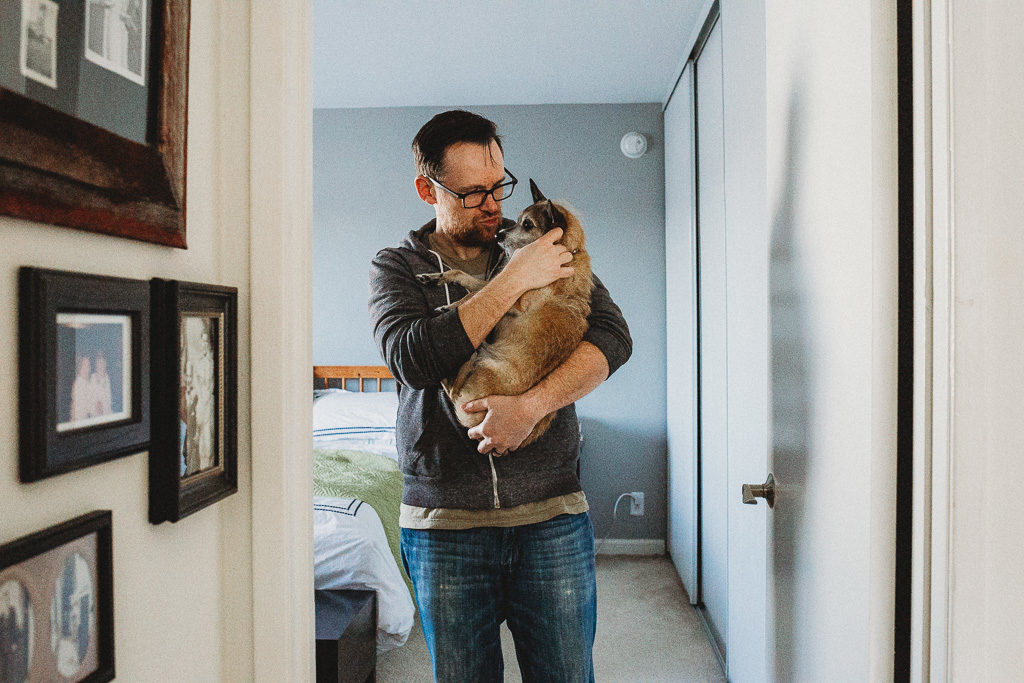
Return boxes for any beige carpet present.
[376,555,726,682]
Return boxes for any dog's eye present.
[522,220,534,230]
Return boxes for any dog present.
[416,179,593,448]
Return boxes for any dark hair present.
[412,110,503,181]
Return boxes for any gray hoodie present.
[368,218,632,509]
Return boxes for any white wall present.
[764,2,897,680]
[0,1,256,679]
[947,1,1024,677]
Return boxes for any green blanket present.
[312,446,412,597]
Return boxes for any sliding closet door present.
[695,16,728,659]
[665,62,698,602]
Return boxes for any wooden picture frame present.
[19,267,151,482]
[0,0,190,248]
[149,279,238,524]
[0,510,115,683]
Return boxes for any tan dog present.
[418,180,593,447]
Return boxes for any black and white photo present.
[19,0,59,89]
[49,553,95,680]
[0,580,34,683]
[82,0,146,87]
[84,0,147,86]
[0,511,113,683]
[180,314,220,477]
[55,314,132,433]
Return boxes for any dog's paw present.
[417,272,443,285]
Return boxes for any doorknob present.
[742,473,775,508]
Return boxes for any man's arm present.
[464,341,608,454]
[368,229,575,389]
[464,272,632,453]
[455,228,575,347]
[369,249,477,389]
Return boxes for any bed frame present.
[314,365,395,392]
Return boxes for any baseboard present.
[594,538,666,556]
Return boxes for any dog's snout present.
[496,226,510,242]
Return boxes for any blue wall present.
[313,104,667,540]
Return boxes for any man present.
[368,110,631,682]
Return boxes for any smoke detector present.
[620,131,648,159]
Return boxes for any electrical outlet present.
[630,492,644,516]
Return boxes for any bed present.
[312,365,414,654]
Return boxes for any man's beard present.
[446,213,501,248]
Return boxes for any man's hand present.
[456,228,574,349]
[464,395,543,455]
[496,228,574,295]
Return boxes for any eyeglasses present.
[428,168,518,209]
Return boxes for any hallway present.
[377,555,724,682]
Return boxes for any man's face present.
[432,140,505,247]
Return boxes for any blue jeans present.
[400,512,597,683]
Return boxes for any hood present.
[401,218,516,279]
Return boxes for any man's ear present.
[415,176,437,204]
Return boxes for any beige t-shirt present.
[400,491,590,530]
[427,232,492,279]
[405,232,588,530]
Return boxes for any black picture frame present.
[19,267,150,482]
[149,279,238,524]
[0,510,115,683]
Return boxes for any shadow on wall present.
[769,85,811,682]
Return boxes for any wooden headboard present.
[313,365,395,392]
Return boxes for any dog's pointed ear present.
[543,201,567,231]
[529,178,546,204]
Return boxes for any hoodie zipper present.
[430,244,501,508]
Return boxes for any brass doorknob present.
[742,473,776,508]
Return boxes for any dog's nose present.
[496,227,509,242]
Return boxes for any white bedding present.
[313,496,414,652]
[313,389,399,459]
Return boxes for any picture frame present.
[0,0,191,248]
[149,279,238,524]
[0,510,115,683]
[19,267,150,483]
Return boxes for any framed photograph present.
[0,0,190,248]
[19,0,59,89]
[150,279,238,524]
[0,510,115,683]
[19,268,150,483]
[84,0,148,87]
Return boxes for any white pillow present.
[313,389,399,459]
[313,389,398,429]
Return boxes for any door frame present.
[908,0,954,679]
[250,0,316,680]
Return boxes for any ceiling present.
[313,1,705,109]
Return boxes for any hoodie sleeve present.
[368,248,477,390]
[582,273,633,378]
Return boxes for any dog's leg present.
[417,269,487,290]
[439,270,487,292]
[420,270,490,312]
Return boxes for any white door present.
[664,61,699,603]
[694,16,730,661]
[720,1,771,680]
[666,4,772,680]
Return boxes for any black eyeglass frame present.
[428,168,518,209]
